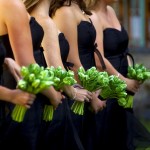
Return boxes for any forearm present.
[41,86,63,108]
[0,86,13,103]
[98,57,126,81]
[62,85,75,99]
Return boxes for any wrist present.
[72,88,77,100]
[117,73,120,77]
[6,88,14,103]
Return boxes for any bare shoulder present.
[38,16,57,30]
[90,11,99,22]
[54,6,75,20]
[0,0,25,11]
[90,11,103,27]
[0,0,27,19]
[107,5,117,16]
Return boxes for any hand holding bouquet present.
[124,63,150,108]
[100,75,127,107]
[43,66,77,122]
[71,67,109,115]
[12,64,54,122]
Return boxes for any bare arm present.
[2,1,35,66]
[0,86,36,108]
[38,17,64,68]
[1,1,63,107]
[52,7,83,81]
[4,58,21,82]
[36,16,92,102]
[90,13,140,93]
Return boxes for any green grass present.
[140,119,150,132]
[136,119,150,150]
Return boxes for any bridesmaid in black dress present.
[0,0,63,150]
[85,0,150,149]
[0,37,36,147]
[0,41,6,133]
[51,0,107,150]
[22,0,93,149]
[1,17,63,150]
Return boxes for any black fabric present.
[0,41,6,143]
[78,21,96,70]
[0,17,49,150]
[76,20,99,150]
[94,43,106,70]
[59,33,69,67]
[37,32,85,150]
[96,26,150,150]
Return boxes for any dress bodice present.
[0,17,44,59]
[30,17,44,51]
[77,20,96,70]
[0,40,6,81]
[103,26,129,76]
[58,33,69,68]
[103,26,129,57]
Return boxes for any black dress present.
[78,20,96,150]
[0,40,6,143]
[0,17,49,150]
[37,32,84,150]
[70,20,105,150]
[98,26,150,150]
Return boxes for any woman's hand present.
[124,77,141,93]
[61,85,92,102]
[90,92,106,114]
[9,89,36,108]
[41,86,63,109]
[4,58,22,81]
[49,91,64,109]
[73,87,93,102]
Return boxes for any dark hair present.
[49,0,92,17]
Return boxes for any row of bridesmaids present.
[0,0,150,150]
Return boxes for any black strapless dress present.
[68,20,104,150]
[37,32,85,150]
[78,21,97,150]
[0,40,6,143]
[0,17,50,150]
[97,26,150,150]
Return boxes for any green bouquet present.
[71,66,109,115]
[43,66,77,122]
[12,64,54,122]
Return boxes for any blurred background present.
[113,0,150,132]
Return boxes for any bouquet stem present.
[124,94,133,108]
[71,101,84,115]
[43,105,54,121]
[11,105,27,122]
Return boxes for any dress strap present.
[64,62,74,71]
[94,43,106,70]
[89,18,92,24]
[126,52,135,68]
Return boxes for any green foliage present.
[100,75,127,107]
[125,64,150,109]
[71,66,110,115]
[46,66,77,91]
[127,64,150,82]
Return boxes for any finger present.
[87,93,92,99]
[27,100,34,105]
[13,72,21,82]
[88,91,93,96]
[84,96,90,102]
[16,70,22,78]
[25,104,31,109]
[30,94,36,100]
